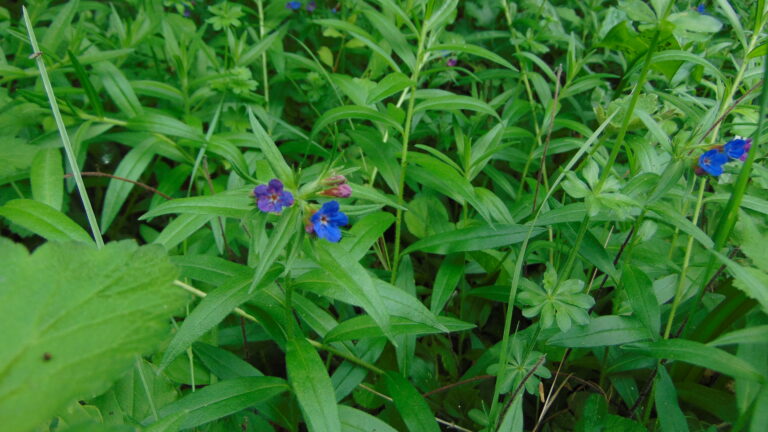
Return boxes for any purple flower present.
[698,149,728,176]
[306,1,316,12]
[724,137,752,161]
[446,58,458,67]
[286,1,302,10]
[254,179,294,213]
[310,201,348,242]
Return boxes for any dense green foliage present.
[1,0,768,431]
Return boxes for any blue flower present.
[698,149,728,176]
[696,4,708,14]
[286,1,302,10]
[723,138,752,161]
[254,179,294,213]
[310,201,348,242]
[306,1,316,12]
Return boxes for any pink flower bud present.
[321,175,347,186]
[320,183,352,198]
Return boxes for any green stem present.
[390,22,429,284]
[23,7,104,248]
[664,177,707,339]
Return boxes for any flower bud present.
[319,183,352,198]
[321,174,347,186]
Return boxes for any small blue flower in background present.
[698,149,728,176]
[310,201,348,242]
[306,1,317,12]
[696,4,706,14]
[286,1,302,10]
[723,137,752,161]
[254,179,294,213]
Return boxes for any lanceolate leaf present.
[0,199,92,243]
[101,139,157,231]
[624,339,765,381]
[403,224,545,255]
[140,189,254,220]
[146,376,288,429]
[313,242,394,345]
[287,337,341,432]
[384,372,440,432]
[159,266,281,370]
[30,148,63,211]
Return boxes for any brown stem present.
[690,79,763,154]
[497,355,547,428]
[66,171,172,200]
[422,374,494,398]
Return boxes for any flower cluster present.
[286,1,316,11]
[696,137,752,177]
[252,176,351,243]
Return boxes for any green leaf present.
[384,371,440,432]
[153,214,212,250]
[314,242,394,344]
[710,249,768,312]
[548,316,653,348]
[708,325,768,346]
[429,43,518,71]
[655,366,689,432]
[0,199,92,243]
[366,72,414,104]
[101,139,156,231]
[325,316,473,342]
[648,203,714,249]
[247,107,293,182]
[403,224,544,255]
[158,268,279,370]
[622,264,661,337]
[251,206,301,292]
[127,113,205,142]
[0,240,183,432]
[339,405,398,432]
[286,337,342,432]
[342,211,395,261]
[94,62,143,117]
[415,95,498,118]
[30,148,63,211]
[430,253,465,315]
[40,0,79,54]
[193,342,263,380]
[312,105,403,136]
[361,9,416,71]
[314,19,401,72]
[624,340,765,381]
[140,188,254,220]
[68,49,104,117]
[147,376,288,429]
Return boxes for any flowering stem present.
[663,177,707,339]
[681,47,768,339]
[560,24,663,281]
[256,0,269,106]
[390,20,429,284]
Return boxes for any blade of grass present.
[22,7,104,248]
